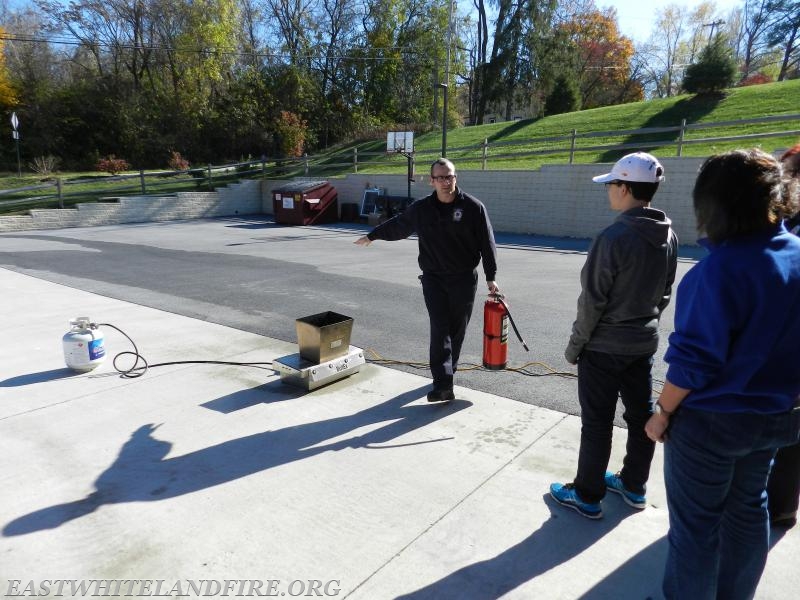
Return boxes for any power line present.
[0,32,425,63]
[702,19,726,43]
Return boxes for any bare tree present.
[766,0,800,80]
[737,0,775,80]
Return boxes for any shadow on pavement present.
[0,368,76,387]
[3,384,469,536]
[393,495,636,600]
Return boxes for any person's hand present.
[487,280,499,294]
[645,413,670,443]
[354,236,372,246]
[564,346,580,365]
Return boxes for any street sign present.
[12,131,19,139]
[10,111,18,131]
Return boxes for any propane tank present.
[63,317,106,372]
[483,295,509,370]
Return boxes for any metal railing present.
[0,160,268,213]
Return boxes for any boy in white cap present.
[551,152,679,519]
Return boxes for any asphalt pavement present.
[0,218,795,599]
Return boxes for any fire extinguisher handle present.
[496,297,530,352]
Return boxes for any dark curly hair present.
[693,149,797,243]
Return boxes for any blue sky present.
[600,0,742,42]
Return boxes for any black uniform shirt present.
[367,187,498,281]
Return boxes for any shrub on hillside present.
[96,155,130,175]
[683,36,737,95]
[739,72,773,87]
[545,75,581,116]
[29,155,60,177]
[168,151,190,171]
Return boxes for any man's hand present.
[487,280,499,294]
[645,413,670,443]
[354,236,372,246]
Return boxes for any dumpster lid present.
[271,180,331,194]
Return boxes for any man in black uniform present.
[355,158,500,402]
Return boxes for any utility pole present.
[702,19,725,43]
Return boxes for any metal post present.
[677,119,686,157]
[441,84,448,158]
[304,153,309,175]
[354,147,358,174]
[56,177,63,209]
[441,0,454,157]
[140,169,146,194]
[15,137,21,178]
[207,164,212,190]
[406,153,414,199]
[482,138,488,171]
[569,129,577,164]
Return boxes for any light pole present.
[441,0,454,157]
[438,82,448,157]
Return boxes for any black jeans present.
[420,271,478,391]
[574,349,656,503]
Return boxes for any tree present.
[544,73,580,115]
[636,2,720,98]
[0,26,18,109]
[765,0,800,81]
[683,34,737,94]
[556,7,641,109]
[275,110,307,157]
[736,0,775,81]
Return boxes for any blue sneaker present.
[604,471,647,509]
[549,482,603,519]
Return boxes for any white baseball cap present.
[592,152,665,183]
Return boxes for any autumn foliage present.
[558,9,643,109]
[275,111,308,158]
[96,155,130,175]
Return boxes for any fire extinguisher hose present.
[494,295,530,352]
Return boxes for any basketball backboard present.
[387,131,414,153]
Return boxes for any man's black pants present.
[420,271,478,392]
[574,349,656,503]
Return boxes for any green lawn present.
[2,79,799,213]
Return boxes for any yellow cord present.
[364,347,665,393]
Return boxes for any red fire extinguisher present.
[483,293,529,370]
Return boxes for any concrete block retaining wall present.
[267,157,705,245]
[0,179,262,233]
[2,162,704,244]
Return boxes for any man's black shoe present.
[427,389,455,402]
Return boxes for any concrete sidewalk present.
[1,268,797,599]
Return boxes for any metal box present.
[295,311,354,364]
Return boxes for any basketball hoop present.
[387,131,415,200]
[387,131,414,154]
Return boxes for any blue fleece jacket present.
[666,223,800,413]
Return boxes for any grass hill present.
[1,79,798,214]
[347,79,800,172]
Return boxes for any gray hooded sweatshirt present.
[565,206,678,363]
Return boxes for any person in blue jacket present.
[767,141,800,528]
[354,158,499,402]
[645,148,800,600]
